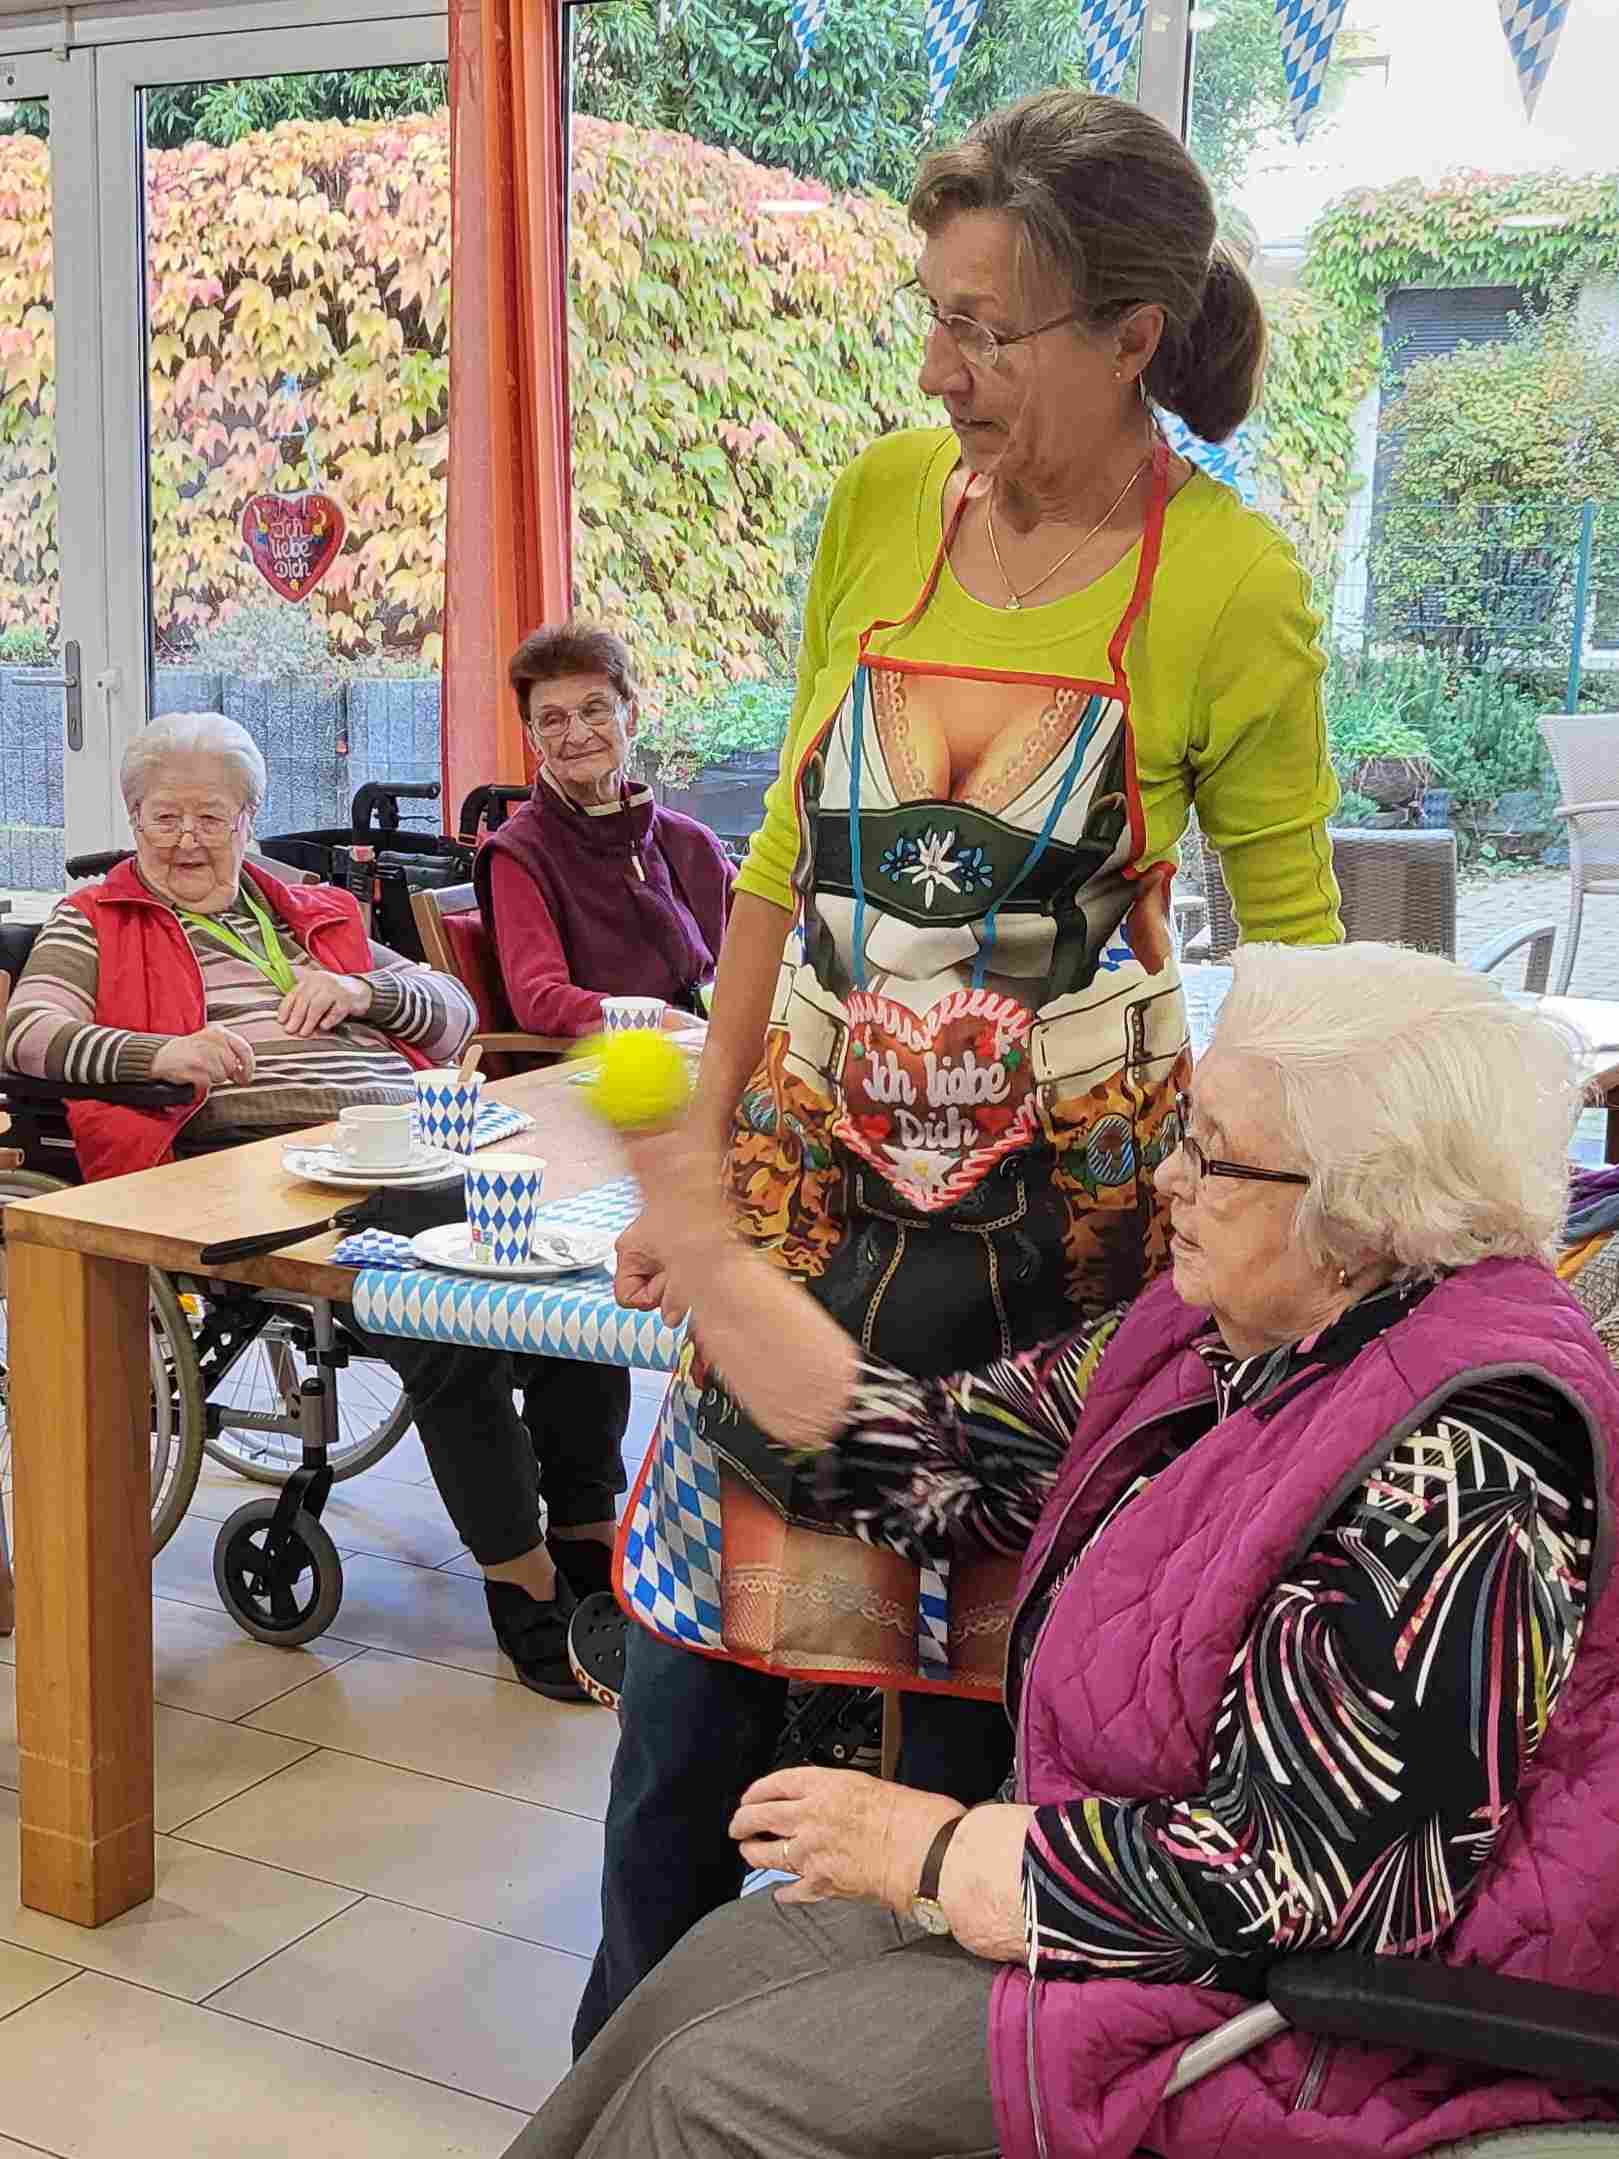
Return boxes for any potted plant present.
[0,623,66,888]
[634,679,794,841]
[188,604,347,834]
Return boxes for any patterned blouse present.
[822,1282,1597,1991]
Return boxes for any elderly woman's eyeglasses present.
[527,697,622,740]
[895,279,1082,371]
[1172,1093,1310,1189]
[137,808,242,846]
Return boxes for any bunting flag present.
[1273,0,1348,140]
[923,0,985,116]
[1156,411,1257,507]
[1498,0,1571,117]
[787,0,833,75]
[1075,0,1148,96]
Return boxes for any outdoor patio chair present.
[409,882,571,1076]
[1538,713,1619,995]
[1189,826,1557,990]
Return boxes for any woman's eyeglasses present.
[528,697,622,740]
[894,279,1082,371]
[138,808,242,846]
[1172,1092,1310,1189]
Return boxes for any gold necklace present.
[985,452,1152,611]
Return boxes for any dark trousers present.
[352,1322,630,1565]
[571,1618,1011,2056]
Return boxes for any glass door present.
[95,13,451,857]
[0,49,113,902]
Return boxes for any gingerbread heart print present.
[241,491,346,602]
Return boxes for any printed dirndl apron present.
[619,437,1190,1699]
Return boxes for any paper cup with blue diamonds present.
[601,995,666,1034]
[414,1067,484,1155]
[464,1151,546,1267]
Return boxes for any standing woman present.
[572,88,1342,2051]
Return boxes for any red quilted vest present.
[63,857,430,1183]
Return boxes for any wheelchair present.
[0,912,414,1649]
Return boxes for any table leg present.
[10,1240,154,1924]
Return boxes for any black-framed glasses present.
[1173,1092,1310,1189]
[895,279,1082,370]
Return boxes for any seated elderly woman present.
[3,711,630,1698]
[512,942,1619,2159]
[473,621,734,1038]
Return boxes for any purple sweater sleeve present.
[487,852,605,1038]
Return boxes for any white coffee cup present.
[602,995,667,1034]
[335,1103,415,1170]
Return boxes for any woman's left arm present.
[1022,1384,1594,1989]
[355,943,476,1061]
[1187,541,1343,949]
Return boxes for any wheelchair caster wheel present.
[214,1499,343,1647]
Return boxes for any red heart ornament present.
[241,490,346,602]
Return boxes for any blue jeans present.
[571,1620,1012,2057]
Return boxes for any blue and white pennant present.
[1076,0,1148,96]
[787,0,833,75]
[1498,0,1571,118]
[923,0,986,118]
[1273,0,1348,141]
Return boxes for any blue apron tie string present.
[848,668,869,992]
[973,693,1105,990]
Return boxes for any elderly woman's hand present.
[731,1767,966,1910]
[151,1024,255,1092]
[616,1127,733,1321]
[277,969,373,1040]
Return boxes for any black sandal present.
[567,1591,627,1710]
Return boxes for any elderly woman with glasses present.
[575,85,1343,2055]
[471,621,735,1046]
[515,942,1619,2159]
[2,709,636,1699]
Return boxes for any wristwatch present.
[909,1812,968,1937]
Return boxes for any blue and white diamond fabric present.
[917,1560,952,1671]
[472,1102,535,1149]
[1077,0,1147,96]
[620,1368,726,1650]
[923,0,984,117]
[1498,0,1570,117]
[1157,409,1257,506]
[787,0,832,74]
[1273,0,1347,140]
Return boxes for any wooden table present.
[3,1065,619,1930]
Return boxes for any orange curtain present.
[442,0,573,830]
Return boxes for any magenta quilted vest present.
[988,1257,1619,2159]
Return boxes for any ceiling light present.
[1497,213,1571,231]
[759,197,822,217]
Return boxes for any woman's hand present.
[277,969,373,1039]
[614,1129,731,1324]
[730,1767,965,1911]
[151,1024,256,1092]
[612,1211,672,1316]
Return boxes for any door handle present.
[34,639,82,749]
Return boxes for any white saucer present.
[282,1142,467,1191]
[409,1221,619,1281]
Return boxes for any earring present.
[1337,1267,1351,1289]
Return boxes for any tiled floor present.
[0,1368,669,2158]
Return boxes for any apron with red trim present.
[619,438,1190,1695]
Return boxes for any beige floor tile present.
[0,1793,359,2001]
[183,1461,463,1568]
[149,1513,240,1615]
[152,1596,364,1722]
[0,1936,80,2017]
[244,1649,615,1816]
[181,1749,603,1954]
[0,1671,314,1833]
[0,1970,523,2157]
[210,1895,582,2112]
[281,1551,512,1680]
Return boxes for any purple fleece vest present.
[472,779,731,1010]
[989,1258,1619,2159]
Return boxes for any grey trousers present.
[508,1891,1001,2159]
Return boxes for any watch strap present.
[917,1812,968,1905]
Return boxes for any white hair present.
[1213,942,1580,1278]
[120,712,266,816]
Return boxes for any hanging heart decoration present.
[241,490,347,602]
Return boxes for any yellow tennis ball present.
[582,1027,691,1131]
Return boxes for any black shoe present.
[485,1577,587,1701]
[546,1533,615,1601]
[773,1683,885,1775]
[567,1590,628,1711]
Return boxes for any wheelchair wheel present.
[0,1173,204,1554]
[201,1311,412,1485]
[213,1498,343,1646]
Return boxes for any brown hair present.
[508,621,639,724]
[908,90,1266,444]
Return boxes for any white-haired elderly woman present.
[2,712,631,1699]
[515,942,1619,2159]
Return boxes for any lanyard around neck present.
[179,884,299,996]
